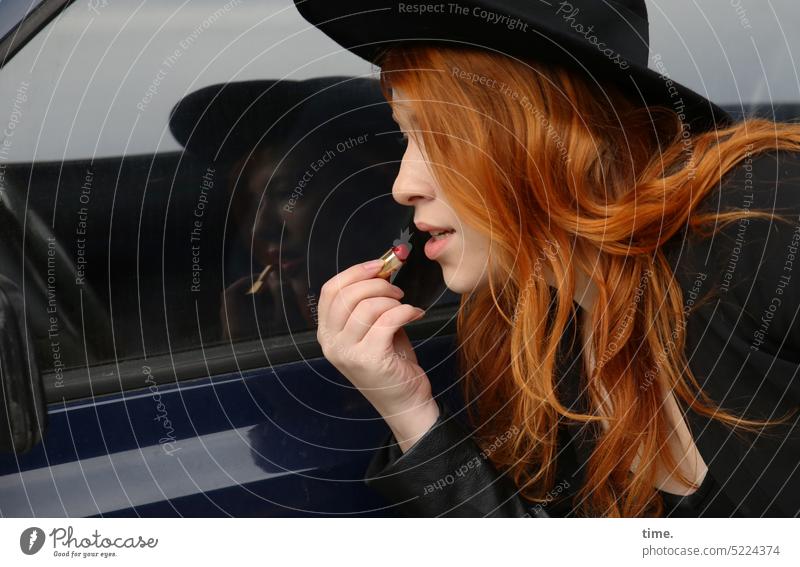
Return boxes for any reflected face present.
[239,148,309,275]
[389,88,492,294]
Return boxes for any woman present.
[302,0,800,516]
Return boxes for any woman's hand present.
[317,258,440,451]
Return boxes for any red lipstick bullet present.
[376,243,410,280]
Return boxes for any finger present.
[339,296,403,346]
[326,278,404,335]
[288,274,315,328]
[361,304,425,353]
[317,260,383,331]
[317,259,383,351]
[226,275,259,294]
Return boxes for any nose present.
[391,152,434,207]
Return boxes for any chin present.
[441,264,483,294]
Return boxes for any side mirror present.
[0,273,47,453]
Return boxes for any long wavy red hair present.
[377,44,800,517]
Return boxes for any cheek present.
[460,227,491,262]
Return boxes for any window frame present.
[43,304,458,402]
[0,0,73,69]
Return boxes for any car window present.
[648,0,800,120]
[0,0,459,394]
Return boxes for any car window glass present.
[0,0,459,390]
[648,0,799,119]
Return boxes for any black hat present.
[294,0,733,132]
[168,76,394,163]
[169,78,289,163]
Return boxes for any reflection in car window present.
[0,0,458,388]
[169,77,432,341]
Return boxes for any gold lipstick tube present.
[376,246,407,280]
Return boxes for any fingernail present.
[362,259,384,271]
[414,308,426,317]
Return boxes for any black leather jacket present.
[364,400,550,517]
[363,397,743,517]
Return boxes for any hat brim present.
[169,79,294,163]
[169,76,399,163]
[295,0,733,133]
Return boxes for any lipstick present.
[376,243,410,280]
[246,264,273,295]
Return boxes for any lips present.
[423,229,456,260]
[262,246,304,273]
[415,220,455,234]
[278,257,304,272]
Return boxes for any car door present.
[0,0,461,517]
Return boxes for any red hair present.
[378,44,800,517]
